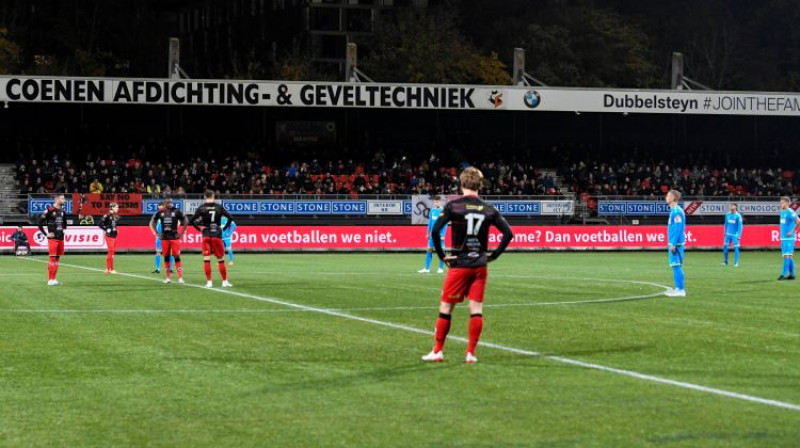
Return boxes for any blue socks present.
[734,247,740,265]
[672,266,685,291]
[782,258,790,276]
[155,254,161,270]
[723,246,729,264]
[791,258,795,276]
[425,251,433,270]
[228,248,234,263]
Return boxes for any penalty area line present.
[22,258,800,413]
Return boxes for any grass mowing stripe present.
[23,257,800,413]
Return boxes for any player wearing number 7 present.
[190,190,234,288]
[421,167,514,364]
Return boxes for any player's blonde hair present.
[459,167,484,191]
[667,189,682,201]
[781,196,792,204]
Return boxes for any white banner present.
[541,200,575,216]
[4,76,800,116]
[683,200,785,216]
[367,200,404,216]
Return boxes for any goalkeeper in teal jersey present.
[778,196,800,280]
[665,190,687,297]
[722,203,743,267]
[221,216,237,265]
[418,196,448,274]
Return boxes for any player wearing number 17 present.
[190,190,233,288]
[421,167,514,364]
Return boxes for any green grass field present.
[1,251,799,447]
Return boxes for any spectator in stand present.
[89,178,103,194]
[12,226,31,254]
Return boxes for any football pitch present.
[1,251,798,447]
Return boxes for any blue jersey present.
[428,207,448,238]
[780,208,799,241]
[668,205,686,246]
[724,212,743,237]
[221,217,237,242]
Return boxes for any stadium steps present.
[0,164,27,224]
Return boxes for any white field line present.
[20,258,800,413]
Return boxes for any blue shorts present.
[155,238,162,251]
[668,245,685,267]
[223,239,232,249]
[724,236,740,248]
[781,240,795,256]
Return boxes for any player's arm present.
[98,214,108,231]
[149,213,160,237]
[791,215,800,237]
[431,206,451,261]
[38,210,49,236]
[489,215,513,262]
[668,216,684,249]
[737,215,743,238]
[229,221,237,233]
[221,207,233,231]
[178,211,189,238]
[189,208,203,232]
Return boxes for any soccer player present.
[778,196,799,280]
[665,190,686,297]
[418,195,449,274]
[190,190,233,288]
[149,197,187,284]
[421,167,514,363]
[221,215,237,265]
[38,193,68,286]
[99,202,120,274]
[722,203,743,267]
[152,203,174,274]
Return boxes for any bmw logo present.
[523,90,541,109]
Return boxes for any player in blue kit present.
[665,190,686,297]
[722,203,743,267]
[221,215,237,265]
[778,196,800,280]
[418,196,449,274]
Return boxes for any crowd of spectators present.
[561,158,800,197]
[15,140,800,199]
[15,150,560,197]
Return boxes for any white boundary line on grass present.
[20,258,800,413]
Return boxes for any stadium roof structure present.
[2,75,800,117]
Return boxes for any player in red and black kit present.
[99,203,120,274]
[38,193,68,286]
[149,197,188,284]
[190,190,233,288]
[422,167,514,363]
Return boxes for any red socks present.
[106,253,113,271]
[433,313,452,353]
[48,256,59,280]
[204,261,212,281]
[467,314,483,355]
[218,261,227,281]
[175,261,183,277]
[165,261,171,279]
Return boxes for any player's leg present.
[733,238,740,267]
[423,268,468,361]
[154,238,162,273]
[106,236,116,273]
[780,241,793,279]
[465,267,487,362]
[214,239,230,287]
[202,237,213,286]
[667,247,685,296]
[47,239,58,284]
[419,242,433,273]
[162,241,173,282]
[722,237,730,265]
[225,240,234,265]
[437,256,445,273]
[172,243,184,282]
